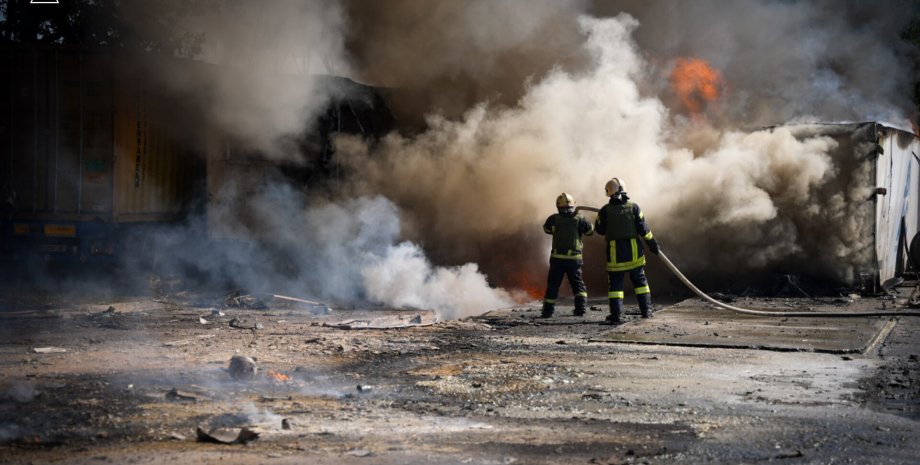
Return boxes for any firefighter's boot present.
[573,295,587,316]
[541,302,555,318]
[602,298,623,325]
[638,293,652,318]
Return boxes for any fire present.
[669,58,725,114]
[506,270,544,302]
[266,370,291,383]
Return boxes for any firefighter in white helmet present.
[541,193,594,318]
[594,178,660,324]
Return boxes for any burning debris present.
[266,371,291,384]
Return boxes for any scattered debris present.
[224,291,267,309]
[165,388,198,403]
[281,418,291,430]
[195,427,259,445]
[211,308,225,316]
[162,334,217,347]
[32,347,67,354]
[324,312,438,329]
[92,306,117,317]
[344,448,373,457]
[149,275,183,297]
[198,316,210,325]
[774,450,804,459]
[356,384,374,393]
[229,356,258,381]
[710,292,736,303]
[229,318,263,330]
[272,294,332,315]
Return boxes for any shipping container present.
[0,46,205,262]
[784,122,920,290]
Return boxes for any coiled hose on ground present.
[576,206,920,317]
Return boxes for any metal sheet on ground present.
[590,298,893,353]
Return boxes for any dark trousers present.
[543,260,587,308]
[607,267,651,317]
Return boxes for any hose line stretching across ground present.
[575,205,920,318]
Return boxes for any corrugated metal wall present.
[875,125,920,284]
[112,71,197,221]
[0,46,201,223]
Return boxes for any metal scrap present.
[272,294,332,315]
[165,388,198,403]
[32,347,68,354]
[195,427,259,445]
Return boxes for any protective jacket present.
[594,196,655,272]
[543,211,594,263]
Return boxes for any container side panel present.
[0,50,10,198]
[33,51,51,213]
[112,72,199,222]
[55,52,82,214]
[77,53,113,216]
[10,50,38,214]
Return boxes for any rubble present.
[224,291,267,309]
[228,356,258,381]
[165,388,198,403]
[271,294,332,315]
[195,427,259,445]
[32,347,67,354]
[0,293,917,464]
[229,318,263,330]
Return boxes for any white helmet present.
[556,192,576,208]
[605,177,625,197]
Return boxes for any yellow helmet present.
[556,192,575,208]
[605,177,625,197]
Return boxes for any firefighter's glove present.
[648,238,661,256]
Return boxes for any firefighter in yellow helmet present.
[594,178,660,325]
[541,193,594,318]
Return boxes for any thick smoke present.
[164,180,513,318]
[108,1,516,317]
[129,0,919,315]
[598,0,920,128]
[151,0,354,161]
[336,1,918,291]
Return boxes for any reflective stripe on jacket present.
[543,212,594,261]
[594,197,654,271]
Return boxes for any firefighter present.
[594,178,661,325]
[541,193,594,318]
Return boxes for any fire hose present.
[576,206,920,317]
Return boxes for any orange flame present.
[267,370,291,383]
[506,270,544,302]
[669,58,724,114]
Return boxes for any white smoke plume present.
[192,181,513,318]
[336,2,917,291]
[124,0,919,314]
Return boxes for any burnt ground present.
[0,274,918,464]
